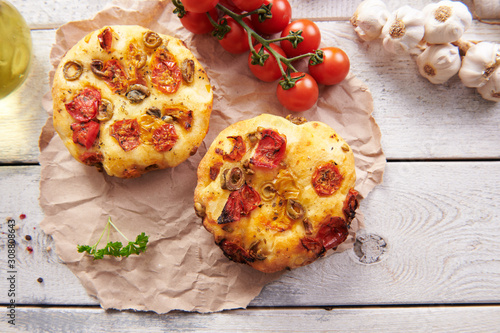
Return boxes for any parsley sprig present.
[77,217,149,260]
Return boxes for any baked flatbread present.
[52,25,213,178]
[194,114,358,273]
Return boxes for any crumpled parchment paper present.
[39,0,386,313]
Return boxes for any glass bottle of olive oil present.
[0,1,32,99]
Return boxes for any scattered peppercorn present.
[25,235,32,241]
[37,277,44,283]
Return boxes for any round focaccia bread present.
[52,25,213,178]
[194,114,359,273]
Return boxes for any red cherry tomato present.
[250,128,287,168]
[232,0,265,11]
[152,123,179,152]
[316,216,348,250]
[248,43,286,82]
[219,0,244,13]
[65,88,101,122]
[276,72,318,112]
[180,9,218,34]
[71,121,100,149]
[251,0,292,35]
[217,184,261,224]
[312,161,343,196]
[308,47,350,85]
[110,119,141,152]
[280,19,321,58]
[218,16,253,54]
[182,0,219,13]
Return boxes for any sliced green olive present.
[63,60,83,81]
[90,59,106,77]
[162,115,173,123]
[221,167,245,191]
[302,218,313,235]
[285,114,307,125]
[181,59,195,84]
[241,159,254,175]
[249,240,267,261]
[194,202,206,218]
[97,99,114,121]
[260,182,276,201]
[146,106,161,118]
[143,31,162,49]
[134,53,147,69]
[286,199,305,220]
[126,84,150,103]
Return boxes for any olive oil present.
[0,1,32,99]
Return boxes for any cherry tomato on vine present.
[180,9,218,34]
[219,0,244,13]
[248,43,287,82]
[308,47,350,85]
[276,72,318,112]
[251,0,292,35]
[232,0,266,12]
[182,0,219,13]
[218,16,253,54]
[280,19,321,58]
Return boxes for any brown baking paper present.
[39,0,386,313]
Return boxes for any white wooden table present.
[1,0,500,331]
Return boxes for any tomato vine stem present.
[215,3,317,85]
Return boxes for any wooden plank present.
[12,0,451,27]
[10,0,110,29]
[2,20,500,164]
[5,305,500,332]
[1,161,499,306]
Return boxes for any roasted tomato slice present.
[218,184,261,224]
[343,189,359,224]
[110,119,141,151]
[210,161,223,181]
[301,237,324,255]
[312,162,343,196]
[219,239,254,263]
[71,121,100,149]
[98,27,113,51]
[164,108,193,131]
[316,216,348,250]
[152,123,178,152]
[101,60,129,94]
[216,136,246,162]
[65,88,101,122]
[151,46,182,94]
[250,129,286,169]
[79,151,103,166]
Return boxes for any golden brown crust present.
[194,114,358,273]
[52,25,213,178]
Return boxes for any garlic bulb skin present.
[416,44,461,84]
[351,0,390,41]
[381,6,425,54]
[423,1,472,44]
[458,42,500,88]
[477,68,500,102]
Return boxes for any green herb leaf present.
[77,218,149,260]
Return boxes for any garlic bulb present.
[477,67,500,102]
[416,44,461,84]
[381,6,425,54]
[458,42,500,88]
[423,1,472,44]
[350,0,390,41]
